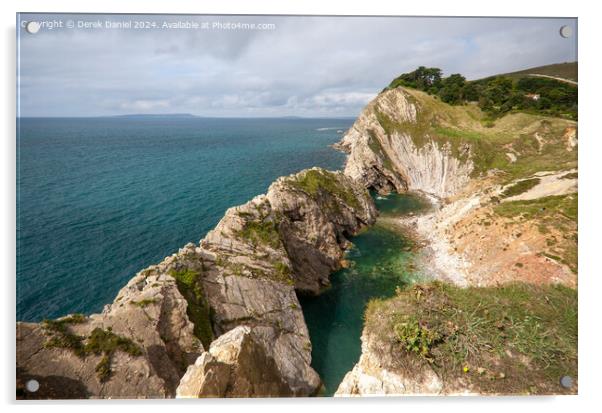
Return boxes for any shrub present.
[500,178,541,198]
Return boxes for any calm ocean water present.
[16,117,351,321]
[300,193,428,395]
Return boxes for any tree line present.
[385,66,577,120]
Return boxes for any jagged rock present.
[335,330,444,396]
[268,168,377,293]
[176,326,291,397]
[17,167,375,398]
[16,266,204,399]
[198,167,376,395]
[337,88,473,197]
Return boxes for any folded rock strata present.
[336,88,473,197]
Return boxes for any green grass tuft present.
[84,328,142,382]
[366,282,577,394]
[500,178,541,198]
[129,298,157,308]
[84,327,142,357]
[42,318,143,382]
[288,169,361,210]
[238,219,281,249]
[169,269,214,348]
[42,314,88,356]
[95,355,111,382]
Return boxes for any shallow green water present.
[299,192,428,396]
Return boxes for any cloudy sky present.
[17,14,577,117]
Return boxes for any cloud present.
[119,99,170,111]
[17,14,577,117]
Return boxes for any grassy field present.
[365,282,577,394]
[499,62,577,82]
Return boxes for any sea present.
[16,117,350,321]
[16,116,423,396]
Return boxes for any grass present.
[169,269,214,348]
[238,219,281,249]
[273,261,292,280]
[494,194,577,221]
[373,88,577,181]
[494,194,577,273]
[287,169,361,210]
[42,317,143,382]
[42,314,88,356]
[366,282,577,394]
[500,178,541,198]
[85,328,142,356]
[42,313,86,332]
[84,328,142,382]
[95,355,111,382]
[500,62,577,82]
[129,298,157,308]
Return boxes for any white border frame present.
[3,1,600,412]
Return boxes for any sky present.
[17,14,577,117]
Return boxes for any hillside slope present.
[335,84,577,395]
[499,62,577,82]
[337,86,576,287]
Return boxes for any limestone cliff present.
[335,330,449,396]
[337,86,578,287]
[176,326,292,398]
[17,167,376,399]
[17,260,204,399]
[336,88,473,197]
[335,85,578,396]
[336,282,577,396]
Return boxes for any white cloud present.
[119,99,170,112]
[17,14,577,117]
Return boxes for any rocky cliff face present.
[17,260,204,399]
[176,326,292,398]
[17,167,376,399]
[336,88,473,197]
[335,330,448,396]
[335,86,578,396]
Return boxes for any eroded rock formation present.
[17,167,376,399]
[336,88,473,197]
[176,326,292,398]
[17,266,203,399]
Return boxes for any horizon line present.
[16,115,360,119]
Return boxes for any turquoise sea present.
[300,193,428,395]
[16,116,424,395]
[16,117,351,321]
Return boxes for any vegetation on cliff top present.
[237,219,281,250]
[385,65,577,120]
[42,316,142,382]
[500,62,577,82]
[287,169,361,210]
[366,281,577,394]
[499,178,541,198]
[374,86,576,181]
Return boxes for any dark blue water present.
[17,117,352,321]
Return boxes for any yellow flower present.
[463,366,470,373]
